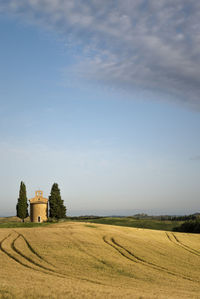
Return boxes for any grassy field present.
[69,217,183,231]
[0,221,200,298]
[0,216,183,231]
[0,217,49,228]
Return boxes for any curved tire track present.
[166,233,200,258]
[11,234,65,277]
[72,237,113,269]
[16,231,54,266]
[0,232,65,278]
[103,235,198,283]
[0,233,47,273]
[0,232,110,286]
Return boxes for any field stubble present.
[0,222,200,298]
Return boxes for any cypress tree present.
[16,181,28,222]
[49,183,66,219]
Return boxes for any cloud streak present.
[1,0,200,107]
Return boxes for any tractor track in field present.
[72,237,113,269]
[11,235,62,275]
[15,231,54,266]
[0,232,112,287]
[103,235,198,283]
[0,232,66,278]
[166,232,200,258]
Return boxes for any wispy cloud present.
[1,0,200,108]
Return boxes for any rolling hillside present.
[0,222,200,298]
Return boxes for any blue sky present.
[0,1,200,216]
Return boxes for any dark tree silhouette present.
[49,183,66,219]
[16,181,28,222]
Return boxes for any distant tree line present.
[131,214,198,221]
[173,218,200,233]
[170,215,197,221]
[68,216,102,220]
[16,181,66,222]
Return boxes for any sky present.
[0,0,200,216]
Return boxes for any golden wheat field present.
[0,222,200,299]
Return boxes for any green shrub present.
[173,219,200,233]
